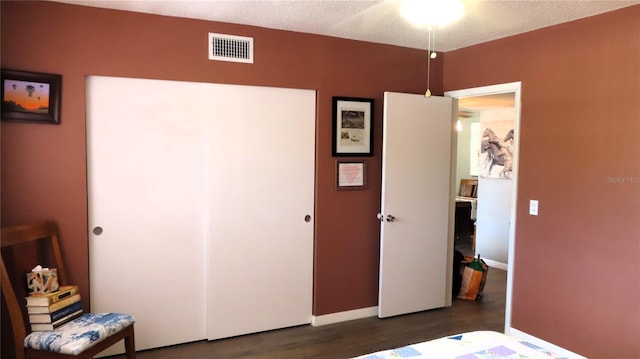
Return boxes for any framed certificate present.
[336,160,367,190]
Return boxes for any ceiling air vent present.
[208,33,254,63]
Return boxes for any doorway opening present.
[446,82,521,332]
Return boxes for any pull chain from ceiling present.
[425,27,436,98]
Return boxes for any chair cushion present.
[24,312,134,355]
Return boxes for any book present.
[25,285,78,306]
[28,300,83,323]
[30,309,83,331]
[27,293,81,314]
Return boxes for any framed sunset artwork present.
[1,69,61,124]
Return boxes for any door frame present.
[445,81,522,333]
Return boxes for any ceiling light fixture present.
[399,0,465,28]
[400,0,464,98]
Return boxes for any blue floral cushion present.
[24,313,134,355]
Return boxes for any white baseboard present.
[311,306,378,326]
[508,327,587,359]
[483,258,508,271]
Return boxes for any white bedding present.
[352,331,569,359]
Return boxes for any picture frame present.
[332,96,373,156]
[1,69,61,124]
[336,160,368,191]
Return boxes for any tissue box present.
[26,268,59,294]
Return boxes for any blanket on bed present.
[352,331,569,359]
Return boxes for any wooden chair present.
[1,221,136,359]
[458,178,478,198]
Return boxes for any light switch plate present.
[529,200,539,216]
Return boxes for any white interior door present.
[207,86,315,340]
[87,76,209,354]
[378,92,455,318]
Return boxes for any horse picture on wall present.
[479,123,514,179]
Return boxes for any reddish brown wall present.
[0,0,442,320]
[443,6,640,358]
[4,2,637,357]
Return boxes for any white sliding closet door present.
[87,76,315,352]
[87,76,209,354]
[206,86,315,340]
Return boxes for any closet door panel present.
[206,86,315,340]
[86,76,208,354]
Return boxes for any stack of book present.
[25,285,83,331]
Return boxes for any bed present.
[351,331,569,359]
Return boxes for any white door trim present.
[445,81,522,332]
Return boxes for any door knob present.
[385,214,396,222]
[376,213,384,221]
[93,226,103,235]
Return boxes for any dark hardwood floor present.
[110,237,503,359]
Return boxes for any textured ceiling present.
[52,0,639,52]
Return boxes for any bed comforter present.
[352,331,569,359]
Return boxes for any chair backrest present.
[458,178,478,198]
[1,221,68,358]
